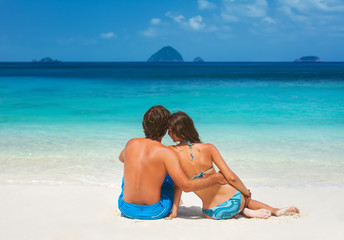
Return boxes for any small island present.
[294,56,321,62]
[147,46,184,62]
[32,57,61,63]
[193,57,205,63]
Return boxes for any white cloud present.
[166,11,214,33]
[100,32,117,39]
[142,27,157,37]
[165,12,205,31]
[222,0,268,18]
[279,5,308,22]
[221,12,238,22]
[280,0,344,13]
[277,0,344,25]
[221,0,270,24]
[246,0,268,17]
[262,16,276,24]
[150,18,161,25]
[165,12,185,23]
[188,15,205,30]
[198,0,216,10]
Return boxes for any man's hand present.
[164,212,177,220]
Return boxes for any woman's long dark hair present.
[168,111,201,143]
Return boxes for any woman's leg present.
[247,199,299,216]
[239,194,272,219]
[242,208,271,219]
[247,199,278,215]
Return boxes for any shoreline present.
[1,180,344,188]
[1,184,343,240]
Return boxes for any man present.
[118,105,226,220]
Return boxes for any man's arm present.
[166,185,182,219]
[163,149,226,192]
[119,148,125,163]
[119,139,133,163]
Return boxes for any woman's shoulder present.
[196,142,217,151]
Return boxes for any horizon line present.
[1,60,344,63]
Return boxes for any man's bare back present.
[120,138,173,204]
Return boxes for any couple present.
[118,105,299,220]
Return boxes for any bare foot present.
[243,208,271,219]
[275,206,299,216]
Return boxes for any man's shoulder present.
[125,138,147,146]
[127,137,143,142]
[126,138,170,151]
[151,142,172,153]
[151,144,176,160]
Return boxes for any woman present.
[167,111,299,220]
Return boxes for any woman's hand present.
[244,189,252,208]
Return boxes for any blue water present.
[1,62,343,186]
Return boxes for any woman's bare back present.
[170,143,240,209]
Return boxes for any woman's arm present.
[209,144,251,197]
[166,185,182,219]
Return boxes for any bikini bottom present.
[202,190,242,220]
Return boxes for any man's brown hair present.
[142,105,171,140]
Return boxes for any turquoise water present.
[1,62,343,186]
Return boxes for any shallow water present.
[1,62,343,186]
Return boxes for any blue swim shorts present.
[202,190,242,220]
[118,175,174,220]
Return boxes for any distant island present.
[294,56,321,62]
[27,53,326,63]
[147,46,184,62]
[193,57,205,62]
[147,46,207,62]
[32,57,61,63]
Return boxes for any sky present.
[1,0,344,61]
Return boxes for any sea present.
[0,62,343,187]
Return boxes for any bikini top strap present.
[184,140,195,161]
[203,166,213,174]
[189,166,214,180]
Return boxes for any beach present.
[1,62,344,239]
[1,183,343,240]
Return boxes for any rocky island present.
[32,57,61,63]
[193,57,204,62]
[294,56,321,62]
[147,46,184,62]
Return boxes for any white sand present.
[0,184,343,240]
